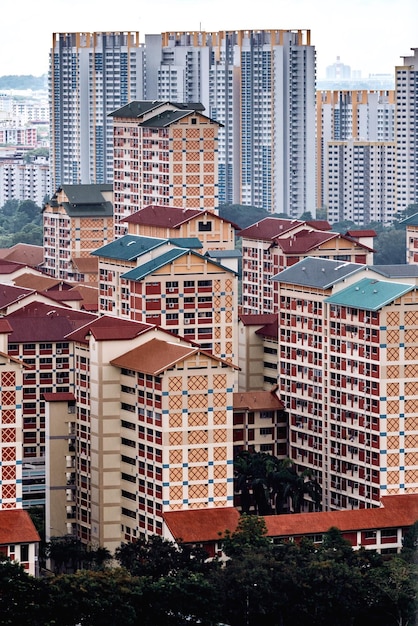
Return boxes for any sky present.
[2,0,417,79]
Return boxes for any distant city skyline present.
[1,0,416,79]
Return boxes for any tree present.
[373,229,406,264]
[222,514,271,558]
[0,555,44,625]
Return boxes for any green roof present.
[121,248,189,281]
[51,184,114,217]
[399,212,418,226]
[92,235,167,261]
[169,237,202,249]
[325,278,415,311]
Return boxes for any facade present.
[43,183,113,281]
[0,509,40,576]
[325,140,396,225]
[109,101,220,237]
[0,155,50,207]
[233,390,287,457]
[401,212,418,264]
[0,125,38,147]
[93,234,238,364]
[145,30,316,216]
[395,49,418,214]
[239,217,373,315]
[273,256,418,511]
[50,32,145,189]
[122,204,237,253]
[316,89,395,212]
[4,302,96,508]
[237,314,278,391]
[54,316,237,551]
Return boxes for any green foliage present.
[222,514,270,557]
[373,229,406,264]
[234,450,322,515]
[0,198,43,246]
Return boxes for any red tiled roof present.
[164,507,240,543]
[122,205,203,228]
[346,230,378,238]
[0,319,13,334]
[238,218,304,240]
[264,494,418,537]
[66,315,152,344]
[255,320,279,340]
[0,284,34,309]
[0,243,44,268]
[71,256,99,274]
[306,220,332,231]
[239,314,277,326]
[0,509,40,544]
[5,301,97,342]
[275,229,340,253]
[43,392,76,402]
[111,337,199,375]
[13,273,74,292]
[40,290,83,302]
[233,390,285,411]
[0,258,29,274]
[163,494,418,545]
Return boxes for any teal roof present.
[325,278,415,311]
[169,237,203,249]
[122,248,190,281]
[399,212,418,226]
[92,235,166,261]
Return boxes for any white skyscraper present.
[50,32,145,191]
[395,48,418,214]
[145,30,316,217]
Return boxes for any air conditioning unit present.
[57,363,63,369]
[56,348,62,354]
[168,288,175,292]
[168,303,175,308]
[184,319,190,325]
[57,378,63,384]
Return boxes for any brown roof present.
[264,494,418,537]
[346,229,378,238]
[43,392,76,402]
[275,229,340,253]
[71,256,99,274]
[0,258,30,275]
[233,390,285,411]
[5,301,97,342]
[0,243,44,268]
[255,319,279,340]
[163,494,418,545]
[0,509,40,544]
[66,315,152,344]
[40,290,83,303]
[239,314,277,326]
[0,284,35,309]
[69,284,99,310]
[13,273,74,292]
[123,204,239,230]
[0,319,13,334]
[111,337,199,375]
[238,217,304,240]
[164,507,240,543]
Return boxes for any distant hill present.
[0,75,47,91]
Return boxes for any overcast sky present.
[2,0,417,78]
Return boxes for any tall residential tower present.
[145,30,316,216]
[50,32,144,191]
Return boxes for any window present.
[198,222,212,232]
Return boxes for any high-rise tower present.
[50,32,144,191]
[145,30,316,217]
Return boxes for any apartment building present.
[4,302,96,508]
[145,30,316,215]
[395,48,418,214]
[0,155,50,208]
[45,315,237,551]
[50,32,145,189]
[326,140,396,225]
[273,256,418,511]
[316,89,395,215]
[401,212,418,264]
[122,204,237,253]
[93,234,238,363]
[109,101,220,237]
[239,217,373,315]
[238,314,278,392]
[43,183,114,281]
